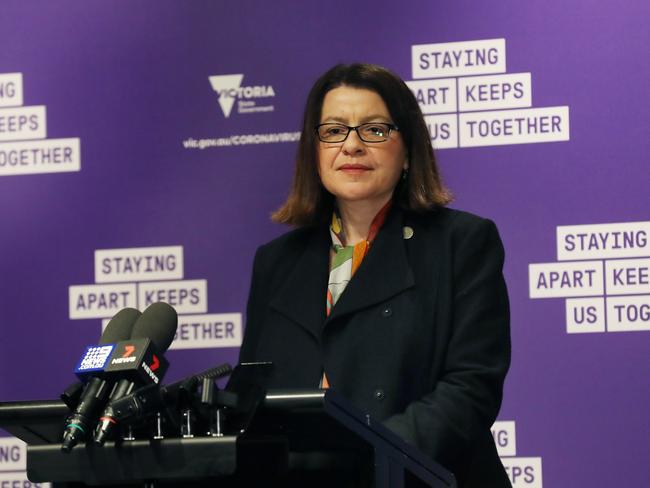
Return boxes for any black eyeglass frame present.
[314,122,400,143]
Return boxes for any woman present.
[239,63,511,487]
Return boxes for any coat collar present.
[326,205,415,323]
[269,207,415,340]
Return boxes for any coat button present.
[373,389,386,401]
[403,226,414,239]
[381,307,392,318]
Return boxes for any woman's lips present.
[339,164,371,174]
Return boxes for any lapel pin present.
[402,226,414,240]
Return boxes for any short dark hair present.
[272,63,452,226]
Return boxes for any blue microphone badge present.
[75,344,115,374]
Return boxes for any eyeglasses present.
[315,122,399,143]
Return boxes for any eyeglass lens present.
[317,123,394,142]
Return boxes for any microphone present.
[109,363,233,426]
[61,308,141,453]
[94,302,177,445]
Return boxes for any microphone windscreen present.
[99,308,141,344]
[131,302,178,352]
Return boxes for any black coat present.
[240,206,511,487]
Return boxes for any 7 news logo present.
[111,344,137,364]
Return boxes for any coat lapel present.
[268,208,417,337]
[327,207,415,323]
[269,226,330,341]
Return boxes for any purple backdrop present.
[1,1,649,486]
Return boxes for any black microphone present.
[61,307,141,453]
[109,363,233,426]
[94,302,177,445]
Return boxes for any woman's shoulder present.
[405,206,505,265]
[255,225,323,259]
[406,206,498,234]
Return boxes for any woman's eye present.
[364,125,384,136]
[325,126,346,135]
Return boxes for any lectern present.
[0,386,455,487]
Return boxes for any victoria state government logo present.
[208,74,275,118]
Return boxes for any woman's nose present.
[341,128,366,155]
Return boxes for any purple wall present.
[1,1,649,486]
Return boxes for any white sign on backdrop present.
[492,420,544,487]
[71,245,242,350]
[0,72,81,177]
[530,221,650,334]
[408,39,570,149]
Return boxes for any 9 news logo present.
[76,345,114,372]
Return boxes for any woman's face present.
[317,86,407,209]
